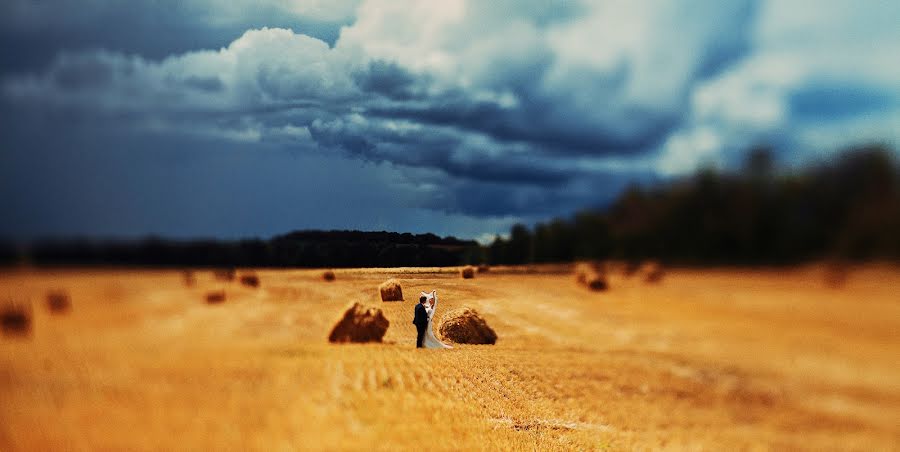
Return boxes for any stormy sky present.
[1,0,898,242]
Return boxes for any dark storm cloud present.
[352,61,422,101]
[367,99,678,155]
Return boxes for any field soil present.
[1,265,898,450]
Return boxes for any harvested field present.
[1,265,898,450]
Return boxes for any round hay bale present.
[438,307,497,345]
[1,299,32,337]
[322,270,336,282]
[46,290,72,314]
[477,264,490,273]
[239,273,260,288]
[573,261,599,281]
[574,261,607,290]
[585,272,609,291]
[328,302,389,343]
[642,261,665,283]
[379,279,403,302]
[460,265,476,279]
[205,291,226,304]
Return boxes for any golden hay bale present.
[641,261,665,283]
[205,291,226,304]
[477,264,490,273]
[322,270,336,281]
[438,307,497,345]
[1,299,32,337]
[573,261,599,282]
[213,268,236,281]
[328,302,389,343]
[46,290,72,314]
[460,265,476,279]
[239,273,260,288]
[584,273,608,291]
[379,279,403,301]
[574,261,608,290]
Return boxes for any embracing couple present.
[412,290,452,349]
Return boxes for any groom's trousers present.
[415,324,426,348]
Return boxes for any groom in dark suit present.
[413,295,429,348]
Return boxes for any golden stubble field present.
[1,265,898,451]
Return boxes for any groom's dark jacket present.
[413,303,429,327]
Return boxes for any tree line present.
[1,231,478,268]
[487,144,900,265]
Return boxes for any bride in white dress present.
[421,290,453,349]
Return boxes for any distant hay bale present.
[641,261,665,283]
[477,264,490,273]
[322,270,336,282]
[205,291,226,304]
[46,290,72,314]
[239,273,260,288]
[574,261,608,291]
[574,262,591,284]
[439,307,497,345]
[213,268,236,281]
[328,302,389,343]
[1,299,32,337]
[379,279,403,301]
[460,265,476,279]
[183,269,196,287]
[585,273,608,291]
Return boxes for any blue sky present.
[1,0,898,242]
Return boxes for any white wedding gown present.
[422,291,452,349]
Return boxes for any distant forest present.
[488,144,900,265]
[0,231,479,268]
[1,144,897,268]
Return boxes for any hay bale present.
[239,273,260,288]
[46,290,71,314]
[213,268,236,281]
[328,302,389,343]
[585,273,608,291]
[379,279,403,301]
[642,261,665,283]
[439,307,497,345]
[322,270,336,282]
[477,264,490,273]
[574,261,601,283]
[205,291,226,304]
[574,261,608,291]
[460,265,476,279]
[1,299,32,337]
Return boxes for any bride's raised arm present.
[426,290,438,320]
